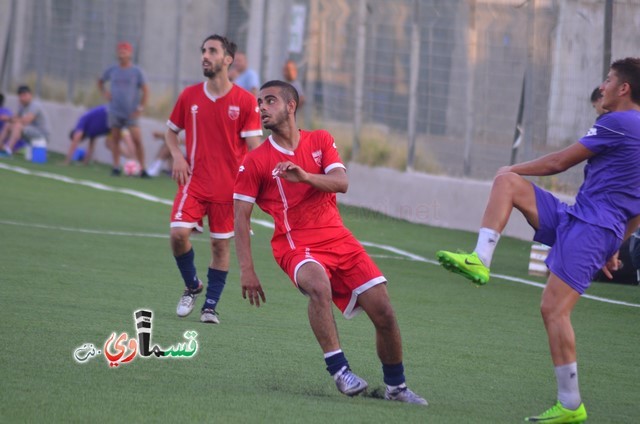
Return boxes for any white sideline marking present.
[2,162,639,308]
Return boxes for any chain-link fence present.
[1,0,639,192]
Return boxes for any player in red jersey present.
[233,80,427,404]
[166,34,262,324]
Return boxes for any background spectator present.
[231,52,260,96]
[0,85,50,157]
[98,41,150,177]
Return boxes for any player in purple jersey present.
[64,105,110,165]
[436,57,640,423]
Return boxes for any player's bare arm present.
[272,162,348,193]
[84,138,97,165]
[245,136,262,151]
[97,79,111,101]
[234,199,266,307]
[497,142,595,177]
[132,83,149,118]
[165,128,190,186]
[17,112,36,126]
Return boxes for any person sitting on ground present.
[0,85,50,158]
[147,130,185,177]
[0,93,12,136]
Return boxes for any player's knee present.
[211,239,229,255]
[303,280,332,303]
[169,230,190,251]
[493,172,520,191]
[539,298,563,323]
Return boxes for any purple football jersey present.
[571,110,640,238]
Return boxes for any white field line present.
[2,162,639,308]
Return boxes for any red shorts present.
[170,191,234,239]
[277,235,386,319]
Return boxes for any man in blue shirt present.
[437,57,640,423]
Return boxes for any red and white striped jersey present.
[233,130,350,258]
[168,82,262,202]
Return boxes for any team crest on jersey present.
[228,105,240,120]
[312,149,322,167]
[191,105,198,113]
[585,127,597,137]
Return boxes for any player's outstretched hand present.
[172,156,191,186]
[272,161,308,183]
[241,270,266,307]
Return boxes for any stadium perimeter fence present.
[1,0,639,193]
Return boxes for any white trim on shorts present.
[293,259,386,320]
[293,259,324,286]
[233,193,256,203]
[170,221,203,233]
[210,230,235,240]
[343,276,387,319]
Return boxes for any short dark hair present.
[610,57,640,105]
[17,85,31,94]
[590,87,602,103]
[201,34,237,60]
[260,80,300,113]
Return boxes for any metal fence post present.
[602,0,613,79]
[463,0,477,176]
[172,2,183,102]
[352,0,367,161]
[522,0,537,163]
[406,0,420,172]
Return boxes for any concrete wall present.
[339,162,575,240]
[5,99,576,241]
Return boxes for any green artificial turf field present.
[1,158,638,423]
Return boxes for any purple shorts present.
[532,184,621,294]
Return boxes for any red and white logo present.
[312,149,322,167]
[228,105,240,120]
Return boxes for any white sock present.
[555,362,581,410]
[323,349,342,359]
[474,227,500,267]
[147,159,164,176]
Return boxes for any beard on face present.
[203,61,223,78]
[263,107,288,131]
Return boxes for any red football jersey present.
[234,130,351,258]
[167,83,262,202]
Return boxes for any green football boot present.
[525,401,587,423]
[436,251,490,285]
